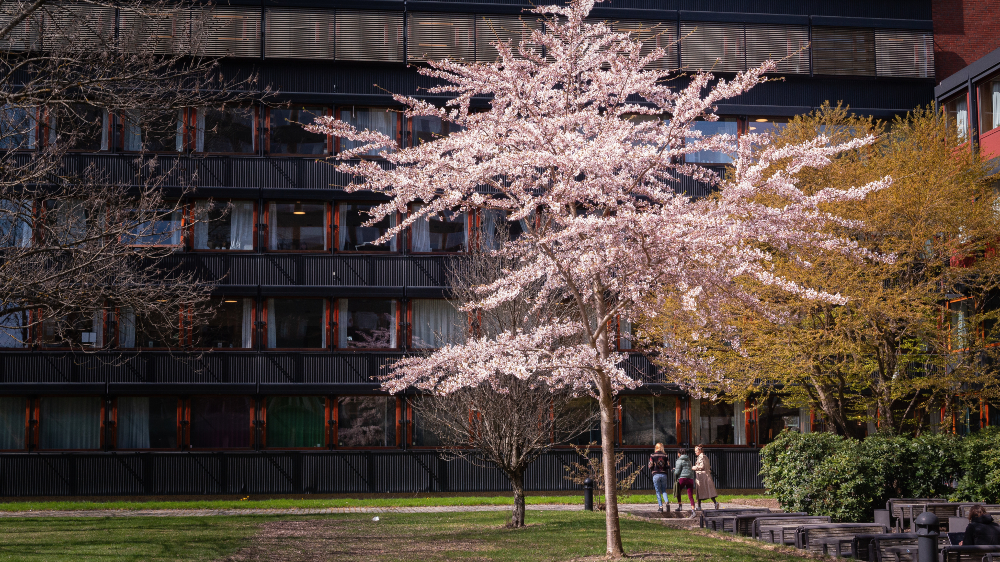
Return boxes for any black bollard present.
[915,511,940,562]
[583,478,594,511]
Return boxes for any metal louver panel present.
[0,3,39,51]
[335,10,403,63]
[613,19,677,70]
[192,6,261,58]
[680,21,744,73]
[41,4,115,51]
[475,14,541,62]
[408,12,474,63]
[118,8,187,55]
[875,29,934,79]
[745,24,809,75]
[264,8,335,60]
[812,26,875,76]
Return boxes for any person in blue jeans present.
[648,443,671,512]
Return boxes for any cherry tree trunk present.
[509,473,526,528]
[598,372,625,557]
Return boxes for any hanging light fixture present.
[293,201,305,215]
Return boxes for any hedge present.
[760,428,1000,522]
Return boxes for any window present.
[194,298,252,349]
[117,396,178,449]
[337,203,397,252]
[189,396,252,449]
[0,305,29,348]
[118,309,179,349]
[980,75,1000,135]
[559,397,602,446]
[43,199,97,246]
[480,209,526,250]
[697,400,735,445]
[756,396,799,444]
[40,310,103,348]
[124,209,182,246]
[746,118,788,137]
[266,396,326,448]
[267,202,327,251]
[266,298,327,349]
[950,298,971,351]
[121,109,182,152]
[410,205,467,253]
[196,106,256,153]
[337,107,398,156]
[410,116,464,146]
[620,395,676,446]
[337,396,396,447]
[944,94,969,141]
[411,299,463,349]
[337,299,396,349]
[409,398,441,447]
[53,104,108,151]
[0,106,36,149]
[38,396,102,449]
[686,119,738,164]
[0,200,31,248]
[269,106,328,155]
[0,397,24,450]
[618,318,633,351]
[193,201,255,251]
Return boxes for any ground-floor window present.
[338,396,397,447]
[266,396,326,448]
[0,396,24,450]
[38,396,102,450]
[117,396,178,449]
[620,395,676,446]
[189,396,253,449]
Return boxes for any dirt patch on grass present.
[733,498,780,509]
[218,518,490,562]
[572,553,704,561]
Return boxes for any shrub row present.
[759,428,1000,522]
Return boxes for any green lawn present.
[0,493,768,512]
[0,511,804,562]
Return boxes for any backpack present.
[649,453,668,473]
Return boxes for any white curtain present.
[230,201,254,250]
[337,299,348,348]
[99,110,109,151]
[241,299,253,348]
[337,205,348,250]
[175,109,184,152]
[266,298,277,349]
[195,108,206,152]
[167,210,182,246]
[619,319,632,350]
[0,200,31,248]
[733,405,746,445]
[411,299,461,348]
[117,396,150,449]
[0,396,23,449]
[39,396,101,450]
[992,81,1000,130]
[123,110,142,151]
[390,301,397,348]
[89,310,103,348]
[193,201,209,249]
[481,209,502,250]
[268,202,278,249]
[411,204,431,252]
[957,99,969,140]
[119,307,136,348]
[342,107,396,156]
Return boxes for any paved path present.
[0,501,764,518]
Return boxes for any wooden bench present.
[795,523,889,555]
[938,545,1000,562]
[755,516,831,544]
[860,534,950,562]
[729,512,805,537]
[887,499,950,532]
[700,508,771,532]
[956,505,1000,518]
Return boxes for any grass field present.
[0,493,770,512]
[0,511,803,562]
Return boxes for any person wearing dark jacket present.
[647,443,671,513]
[964,505,1000,545]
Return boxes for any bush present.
[954,428,1000,502]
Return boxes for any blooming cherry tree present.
[307,0,889,555]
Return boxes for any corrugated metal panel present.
[0,3,39,51]
[475,14,541,63]
[812,26,876,76]
[41,4,114,51]
[408,12,475,63]
[875,29,933,79]
[745,24,809,75]
[264,8,335,61]
[192,6,261,58]
[613,19,676,70]
[335,10,403,63]
[117,7,187,55]
[680,21,744,73]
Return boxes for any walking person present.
[648,443,671,513]
[693,444,720,510]
[673,448,697,515]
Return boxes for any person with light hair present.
[647,442,671,512]
[693,444,720,510]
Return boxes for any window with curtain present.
[756,395,799,445]
[338,203,396,252]
[558,397,602,446]
[746,117,788,137]
[194,298,253,349]
[410,116,464,146]
[267,298,326,349]
[43,199,96,246]
[944,95,969,141]
[124,209,182,246]
[338,299,396,349]
[685,119,738,163]
[0,106,36,150]
[193,200,254,251]
[189,396,252,449]
[338,396,396,447]
[269,107,327,155]
[410,397,442,447]
[411,299,462,349]
[266,396,325,448]
[698,400,735,445]
[618,318,633,350]
[121,109,182,152]
[55,104,108,152]
[0,200,30,248]
[621,395,676,446]
[197,106,255,153]
[339,107,397,156]
[0,397,24,450]
[0,305,28,348]
[40,310,103,348]
[410,205,467,252]
[979,76,1000,135]
[480,209,527,251]
[950,299,971,350]
[268,202,326,251]
[117,396,178,449]
[38,396,102,449]
[117,308,178,349]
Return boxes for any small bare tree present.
[410,222,595,528]
[0,0,262,349]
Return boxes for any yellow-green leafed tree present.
[649,104,1000,436]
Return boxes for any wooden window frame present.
[34,395,106,451]
[109,396,184,451]
[188,199,257,253]
[333,297,400,352]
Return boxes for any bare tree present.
[410,223,595,528]
[0,0,261,349]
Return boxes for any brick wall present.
[933,0,1000,82]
